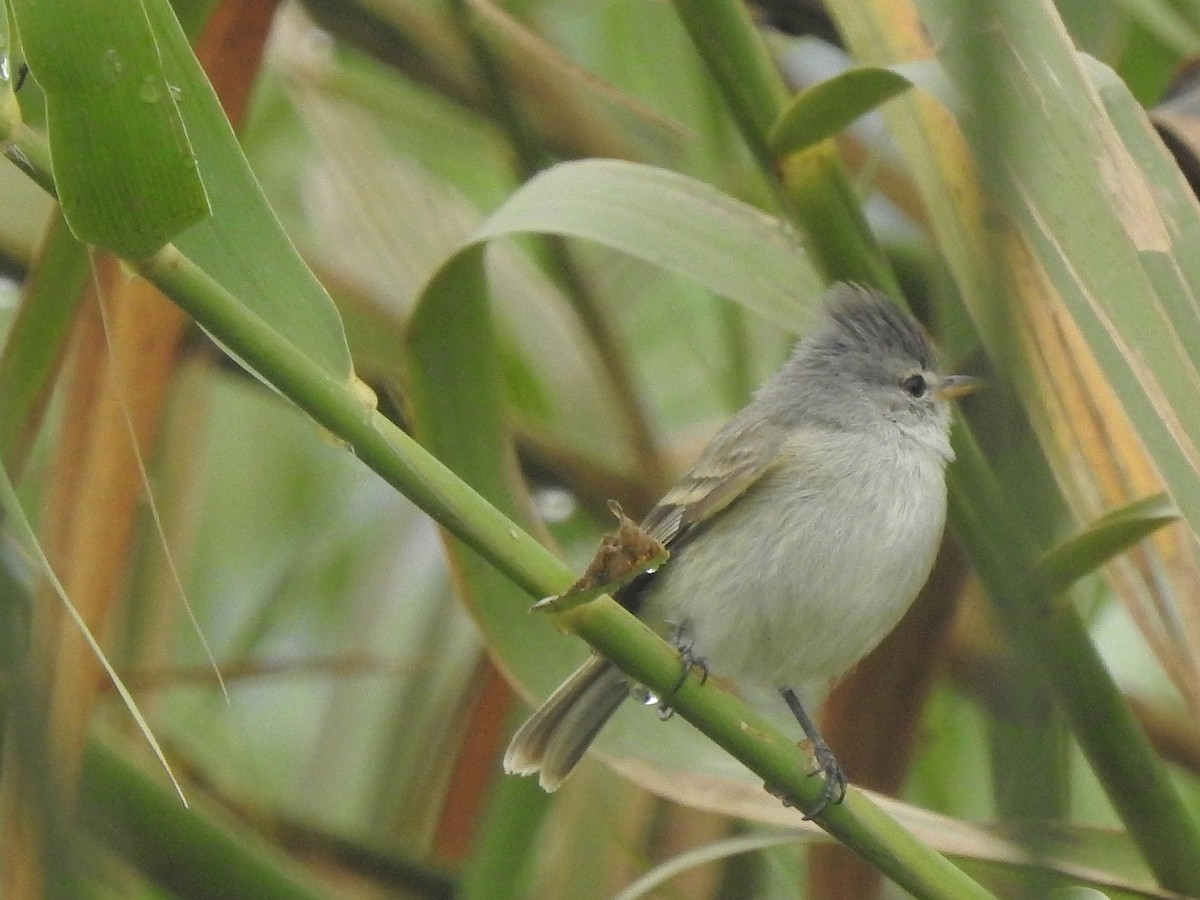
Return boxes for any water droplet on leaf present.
[630,684,660,707]
[101,49,125,83]
[138,76,161,103]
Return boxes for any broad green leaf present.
[142,0,350,381]
[474,159,821,332]
[9,0,209,258]
[1031,494,1178,599]
[404,246,570,695]
[3,0,352,382]
[963,35,1200,546]
[768,66,911,157]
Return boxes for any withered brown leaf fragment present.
[533,501,668,613]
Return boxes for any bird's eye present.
[901,374,928,397]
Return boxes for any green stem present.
[950,428,1200,893]
[448,0,667,491]
[2,120,56,196]
[668,0,900,292]
[668,0,789,176]
[81,740,331,900]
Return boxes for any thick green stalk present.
[669,0,899,293]
[668,0,790,175]
[950,428,1200,892]
[80,741,331,900]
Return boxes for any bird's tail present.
[503,655,629,791]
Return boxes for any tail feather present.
[504,656,629,791]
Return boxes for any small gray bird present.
[504,283,976,815]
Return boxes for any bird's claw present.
[763,740,848,819]
[653,622,709,720]
[668,620,709,693]
[800,738,847,819]
[672,642,709,693]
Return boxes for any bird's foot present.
[777,687,848,819]
[667,620,709,692]
[761,741,847,819]
[798,737,848,820]
[654,621,709,720]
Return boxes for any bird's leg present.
[654,620,709,720]
[778,687,847,819]
[668,619,710,690]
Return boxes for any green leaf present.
[4,0,353,382]
[404,246,571,691]
[10,0,209,258]
[990,49,1200,544]
[142,0,351,382]
[474,159,822,332]
[1031,493,1178,598]
[768,66,912,157]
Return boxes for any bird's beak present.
[936,374,983,400]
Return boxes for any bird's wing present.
[639,417,788,548]
[613,417,787,615]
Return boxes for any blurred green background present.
[4,1,1200,898]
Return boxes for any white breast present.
[640,430,948,690]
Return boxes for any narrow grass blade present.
[0,462,186,805]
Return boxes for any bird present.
[504,282,976,816]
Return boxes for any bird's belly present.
[641,457,946,690]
